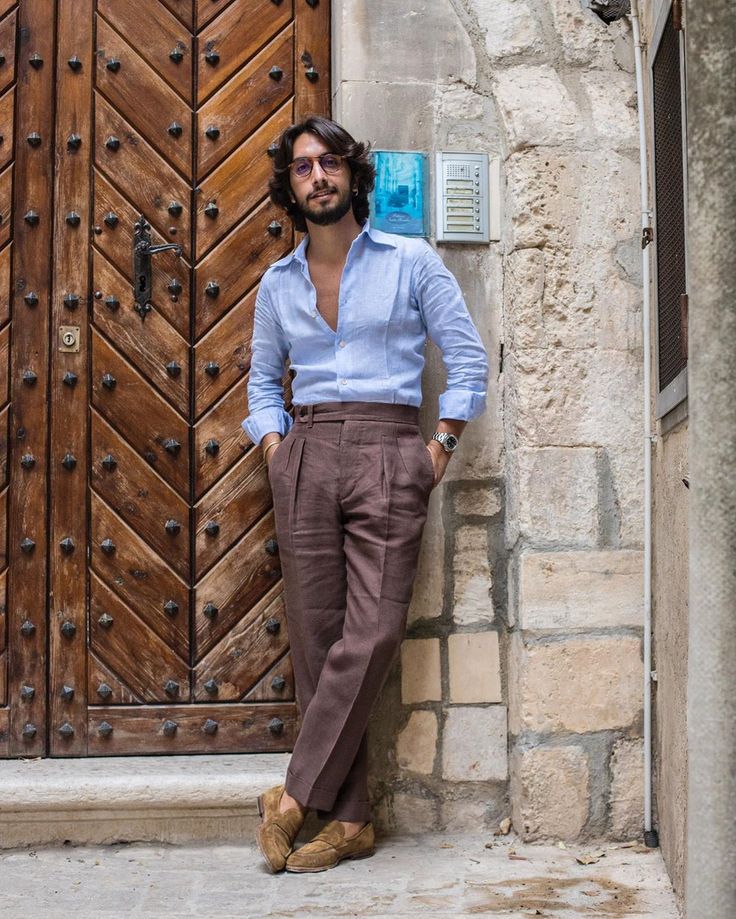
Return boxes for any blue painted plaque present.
[369,149,429,237]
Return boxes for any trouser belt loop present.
[307,404,314,428]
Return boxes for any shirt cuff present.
[241,407,294,447]
[438,390,487,422]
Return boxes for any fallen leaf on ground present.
[576,850,606,865]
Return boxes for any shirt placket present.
[300,240,360,395]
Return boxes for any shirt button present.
[338,340,346,348]
[311,309,318,318]
[340,378,348,385]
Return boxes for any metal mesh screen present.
[653,6,687,391]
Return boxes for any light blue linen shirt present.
[241,217,489,446]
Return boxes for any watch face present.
[445,434,459,450]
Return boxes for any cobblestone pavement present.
[0,832,679,918]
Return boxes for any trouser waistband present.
[293,401,420,427]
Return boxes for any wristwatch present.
[431,431,459,453]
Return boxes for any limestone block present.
[453,524,495,625]
[509,632,643,734]
[505,245,641,354]
[604,442,645,549]
[0,752,291,847]
[454,486,502,518]
[507,348,642,449]
[511,744,590,841]
[519,549,644,629]
[512,446,599,547]
[507,553,519,629]
[435,84,504,151]
[391,791,440,833]
[448,632,502,703]
[336,81,437,151]
[474,0,546,60]
[492,66,582,152]
[338,0,475,85]
[401,639,442,703]
[548,0,618,66]
[613,30,636,73]
[609,737,644,839]
[408,490,444,624]
[396,711,438,775]
[503,248,546,350]
[539,246,642,352]
[506,148,640,250]
[442,705,508,782]
[580,71,639,149]
[434,83,485,122]
[441,797,496,832]
[538,246,597,349]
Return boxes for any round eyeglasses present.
[289,153,344,179]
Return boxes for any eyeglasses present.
[289,153,344,179]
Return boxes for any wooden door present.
[0,0,329,757]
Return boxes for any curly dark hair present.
[267,115,376,233]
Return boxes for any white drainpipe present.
[628,0,659,848]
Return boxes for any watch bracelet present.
[263,439,281,458]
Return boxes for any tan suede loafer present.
[285,819,375,873]
[256,783,306,873]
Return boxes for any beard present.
[298,185,354,227]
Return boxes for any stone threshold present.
[0,752,292,849]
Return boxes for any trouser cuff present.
[285,767,371,822]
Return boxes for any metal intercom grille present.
[653,5,687,391]
[435,152,490,242]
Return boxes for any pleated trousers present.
[267,400,434,822]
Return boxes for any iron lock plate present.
[59,325,81,353]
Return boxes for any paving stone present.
[0,832,679,917]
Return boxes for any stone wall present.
[334,0,644,840]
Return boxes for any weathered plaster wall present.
[334,0,645,840]
[651,416,688,900]
[643,0,690,905]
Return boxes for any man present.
[241,116,489,873]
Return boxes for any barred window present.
[651,1,688,417]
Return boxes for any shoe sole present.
[285,847,376,873]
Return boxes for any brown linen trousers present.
[267,400,435,822]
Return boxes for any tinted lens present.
[320,154,341,173]
[292,158,312,177]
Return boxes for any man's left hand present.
[426,440,451,489]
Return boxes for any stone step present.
[0,753,294,849]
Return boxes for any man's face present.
[289,132,354,227]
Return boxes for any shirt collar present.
[271,217,397,271]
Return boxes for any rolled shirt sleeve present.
[241,280,294,447]
[411,242,490,421]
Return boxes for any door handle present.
[133,214,183,319]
